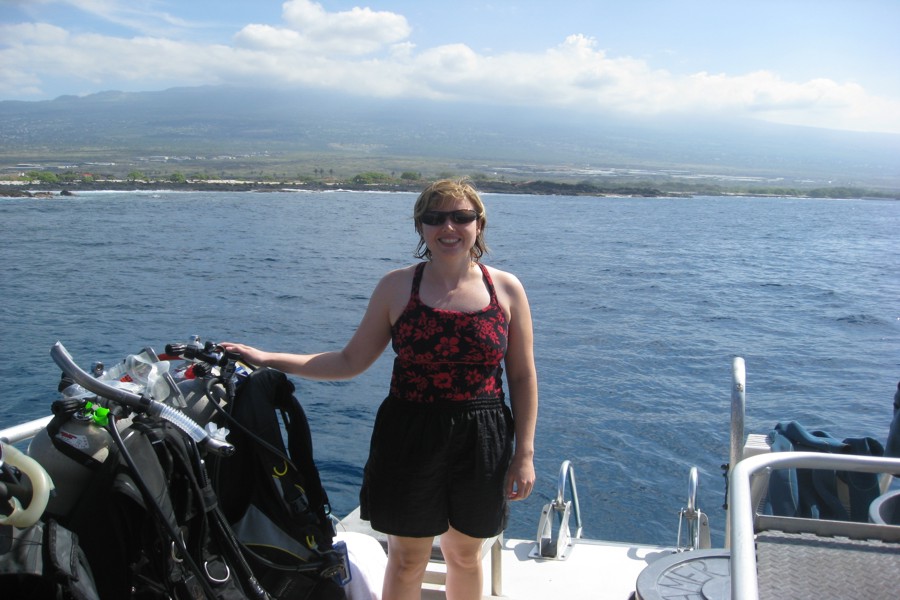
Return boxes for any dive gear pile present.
[1,338,348,600]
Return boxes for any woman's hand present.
[219,342,269,368]
[505,452,536,501]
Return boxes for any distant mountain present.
[2,85,899,189]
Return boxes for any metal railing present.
[676,466,711,551]
[729,451,900,600]
[534,459,583,559]
[725,356,746,548]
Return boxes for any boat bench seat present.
[337,507,503,595]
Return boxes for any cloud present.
[25,0,195,36]
[235,0,410,56]
[283,0,409,44]
[233,24,303,51]
[2,2,899,134]
[0,22,70,45]
[668,70,900,132]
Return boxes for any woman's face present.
[420,195,480,261]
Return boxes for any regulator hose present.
[50,342,234,457]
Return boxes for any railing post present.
[490,535,502,596]
[557,460,583,539]
[726,356,746,548]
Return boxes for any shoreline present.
[1,179,897,200]
[0,179,679,198]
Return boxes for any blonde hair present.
[413,178,489,261]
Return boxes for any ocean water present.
[1,190,897,546]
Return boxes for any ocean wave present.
[836,313,888,326]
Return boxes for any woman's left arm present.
[498,270,538,501]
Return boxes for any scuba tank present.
[177,375,229,426]
[28,347,196,520]
[26,398,131,520]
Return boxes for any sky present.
[2,0,899,134]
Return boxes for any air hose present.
[50,342,234,457]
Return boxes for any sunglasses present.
[419,209,480,226]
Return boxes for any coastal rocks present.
[0,189,73,198]
[0,189,52,198]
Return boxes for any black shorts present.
[359,396,514,539]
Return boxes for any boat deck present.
[337,508,673,599]
[481,537,672,600]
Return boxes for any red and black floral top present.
[389,262,509,403]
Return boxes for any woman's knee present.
[386,535,433,580]
[439,527,484,570]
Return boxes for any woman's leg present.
[440,526,485,600]
[383,534,433,600]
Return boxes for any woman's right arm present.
[222,269,403,380]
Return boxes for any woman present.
[223,178,538,600]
